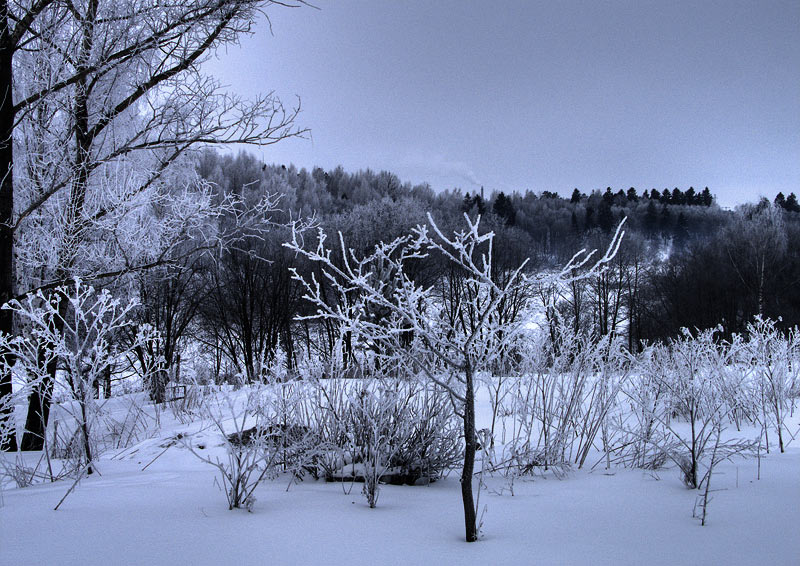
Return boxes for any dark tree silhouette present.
[492,192,517,226]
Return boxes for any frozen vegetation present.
[1,277,798,564]
[2,203,799,564]
[0,2,798,565]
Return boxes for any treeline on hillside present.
[125,149,799,387]
[3,147,799,447]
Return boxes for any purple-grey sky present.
[205,1,800,207]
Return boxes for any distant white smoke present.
[394,152,482,189]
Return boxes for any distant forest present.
[180,150,799,376]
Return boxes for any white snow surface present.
[2,387,799,566]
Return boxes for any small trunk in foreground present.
[461,365,478,542]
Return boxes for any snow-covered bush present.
[744,317,799,453]
[185,383,316,511]
[296,373,460,508]
[617,354,671,470]
[711,333,754,432]
[389,383,462,484]
[1,281,154,476]
[346,379,462,507]
[492,321,630,476]
[186,386,279,511]
[628,329,755,488]
[347,382,404,508]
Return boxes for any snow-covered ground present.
[2,387,799,566]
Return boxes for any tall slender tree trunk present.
[0,0,16,451]
[461,364,478,542]
[19,367,54,450]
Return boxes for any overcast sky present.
[205,1,799,207]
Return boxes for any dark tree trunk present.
[152,367,168,404]
[18,344,56,451]
[103,361,111,399]
[461,364,478,542]
[282,323,295,374]
[0,0,17,452]
[20,293,64,450]
[173,353,181,384]
[80,393,93,475]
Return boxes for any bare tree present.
[1,1,308,451]
[725,202,787,318]
[0,280,155,474]
[129,251,209,403]
[286,213,624,542]
[200,227,302,383]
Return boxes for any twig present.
[54,461,94,511]
[141,441,175,471]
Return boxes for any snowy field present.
[2,386,798,566]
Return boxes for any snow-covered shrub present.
[711,333,755,432]
[1,281,154,476]
[288,357,461,506]
[0,414,77,488]
[0,453,45,489]
[294,375,348,481]
[617,356,672,470]
[268,378,321,477]
[186,386,277,510]
[389,383,462,484]
[572,334,631,470]
[343,379,461,508]
[633,329,755,488]
[494,321,629,476]
[185,383,315,511]
[347,382,402,508]
[492,330,568,475]
[744,317,799,453]
[299,375,460,508]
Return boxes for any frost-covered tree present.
[0,280,154,473]
[286,214,624,542]
[633,328,755,488]
[1,1,308,451]
[724,202,787,317]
